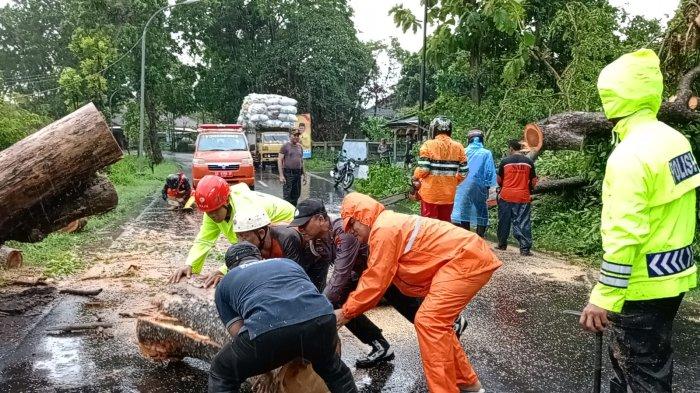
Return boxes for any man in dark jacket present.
[209,241,357,393]
[496,140,538,256]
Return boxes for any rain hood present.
[597,48,663,140]
[340,192,385,232]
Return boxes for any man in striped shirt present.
[412,117,468,222]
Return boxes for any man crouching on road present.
[336,192,502,393]
[168,175,294,288]
[209,241,357,393]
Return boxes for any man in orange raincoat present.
[412,116,468,222]
[335,192,502,393]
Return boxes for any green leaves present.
[0,100,49,150]
[389,5,421,34]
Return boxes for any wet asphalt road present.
[1,152,698,392]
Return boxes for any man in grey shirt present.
[278,129,307,206]
[210,241,357,393]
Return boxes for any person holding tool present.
[336,192,501,393]
[209,241,357,393]
[168,176,294,288]
[579,49,699,393]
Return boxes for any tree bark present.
[524,65,700,151]
[0,247,23,269]
[532,177,587,194]
[145,93,163,164]
[1,174,118,243]
[0,103,122,242]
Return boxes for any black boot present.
[355,338,394,369]
[476,225,487,238]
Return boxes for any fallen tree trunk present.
[0,247,23,268]
[137,291,331,393]
[523,65,700,151]
[2,174,118,243]
[532,176,588,194]
[0,103,122,243]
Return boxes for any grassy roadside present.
[3,156,178,278]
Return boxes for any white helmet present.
[233,207,271,233]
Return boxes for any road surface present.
[1,152,698,393]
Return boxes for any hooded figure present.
[451,130,497,237]
[580,49,700,393]
[337,192,502,393]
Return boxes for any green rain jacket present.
[591,49,700,312]
[185,183,295,275]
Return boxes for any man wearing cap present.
[168,177,295,288]
[290,198,468,370]
[278,129,307,206]
[209,241,357,393]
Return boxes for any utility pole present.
[139,0,203,157]
[419,2,428,138]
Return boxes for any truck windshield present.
[262,133,290,143]
[197,133,248,151]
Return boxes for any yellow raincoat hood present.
[597,49,663,139]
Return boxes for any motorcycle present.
[330,152,356,190]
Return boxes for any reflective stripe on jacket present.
[413,134,467,204]
[591,49,700,312]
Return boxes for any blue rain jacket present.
[451,140,497,225]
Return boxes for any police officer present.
[579,49,700,393]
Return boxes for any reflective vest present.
[413,134,468,204]
[185,185,294,274]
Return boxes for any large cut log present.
[136,291,331,393]
[0,103,122,243]
[0,247,23,268]
[523,65,700,151]
[1,174,118,242]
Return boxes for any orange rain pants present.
[416,259,494,392]
[340,192,502,393]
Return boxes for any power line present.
[10,33,144,98]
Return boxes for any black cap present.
[225,241,262,269]
[289,199,326,227]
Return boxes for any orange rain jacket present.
[340,193,502,320]
[413,134,468,205]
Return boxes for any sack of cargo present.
[263,119,283,128]
[279,97,298,106]
[280,106,297,115]
[250,114,270,122]
[250,103,267,114]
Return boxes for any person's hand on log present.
[334,309,349,327]
[168,265,192,284]
[203,270,225,289]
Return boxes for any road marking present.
[258,180,269,188]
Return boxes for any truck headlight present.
[242,158,253,165]
[193,158,205,165]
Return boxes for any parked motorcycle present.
[330,151,356,190]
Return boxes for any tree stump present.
[0,247,23,269]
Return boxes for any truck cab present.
[255,131,289,167]
[192,124,255,189]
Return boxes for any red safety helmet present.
[195,175,230,212]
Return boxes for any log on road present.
[1,174,118,243]
[0,103,122,244]
[0,247,23,268]
[532,177,588,194]
[136,291,331,393]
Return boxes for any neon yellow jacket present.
[185,183,295,274]
[590,49,700,312]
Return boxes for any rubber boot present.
[476,225,487,238]
[355,338,395,369]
